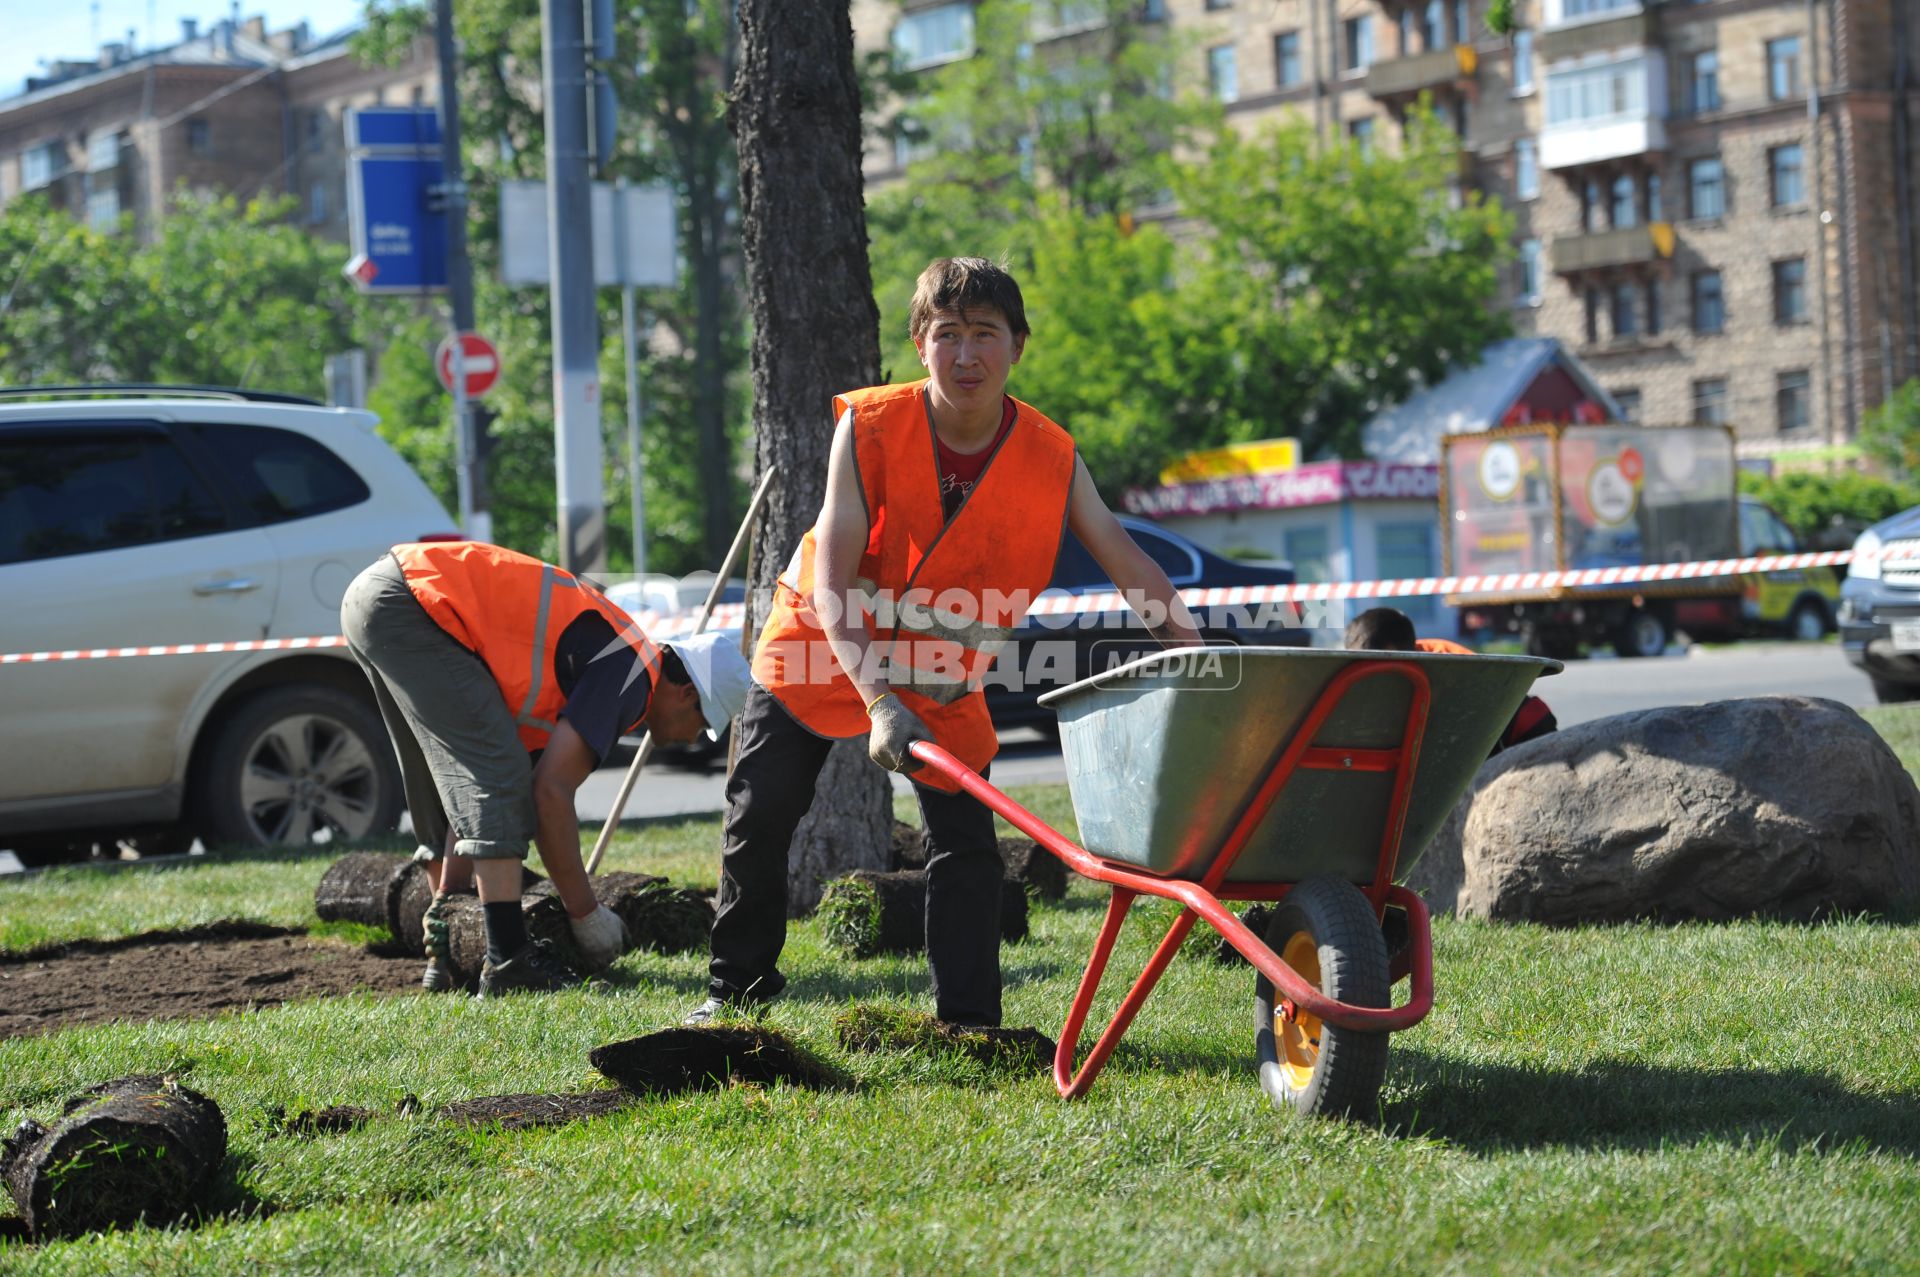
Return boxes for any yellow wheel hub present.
[1277,930,1324,1092]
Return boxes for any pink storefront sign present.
[1123,461,1439,517]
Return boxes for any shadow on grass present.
[1383,1047,1920,1155]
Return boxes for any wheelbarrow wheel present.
[1253,876,1390,1120]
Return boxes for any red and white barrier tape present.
[0,548,1870,662]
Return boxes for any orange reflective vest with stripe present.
[391,541,661,752]
[754,381,1077,792]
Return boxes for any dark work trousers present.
[708,683,1004,1025]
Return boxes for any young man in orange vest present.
[687,257,1202,1027]
[341,542,750,996]
[1342,606,1558,753]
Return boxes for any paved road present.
[0,641,1880,872]
[578,640,1875,822]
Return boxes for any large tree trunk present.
[732,0,891,913]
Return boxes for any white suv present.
[0,387,459,866]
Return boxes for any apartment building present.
[0,15,436,245]
[853,0,1920,450]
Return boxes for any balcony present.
[1538,8,1656,61]
[1550,222,1675,276]
[1365,44,1478,102]
[1541,114,1667,169]
[1541,51,1668,170]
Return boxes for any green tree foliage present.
[869,0,1513,488]
[356,0,745,571]
[1859,377,1920,480]
[1737,467,1920,548]
[0,193,359,391]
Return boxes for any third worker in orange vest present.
[1343,606,1559,754]
[686,257,1203,1027]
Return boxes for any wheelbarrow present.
[909,644,1560,1118]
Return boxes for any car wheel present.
[1788,600,1828,642]
[1612,608,1668,659]
[195,685,403,849]
[1871,677,1920,705]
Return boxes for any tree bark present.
[731,0,891,913]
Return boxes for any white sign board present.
[499,180,677,288]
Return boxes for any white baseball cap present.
[663,629,752,740]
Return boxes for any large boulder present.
[1403,696,1920,925]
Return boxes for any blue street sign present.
[347,107,442,150]
[344,108,447,295]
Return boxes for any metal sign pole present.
[614,178,647,578]
[451,343,474,535]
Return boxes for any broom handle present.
[584,465,780,875]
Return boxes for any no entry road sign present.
[436,332,501,398]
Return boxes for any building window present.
[893,3,975,70]
[1349,116,1376,151]
[1512,29,1534,94]
[1689,50,1720,114]
[1614,388,1642,422]
[1693,378,1729,425]
[1770,143,1805,207]
[1611,173,1638,228]
[1692,270,1725,333]
[1141,0,1167,17]
[86,131,120,172]
[1423,0,1445,51]
[1586,287,1602,344]
[1399,9,1418,55]
[307,183,328,225]
[306,110,326,152]
[1453,0,1470,44]
[1612,281,1638,338]
[86,183,120,231]
[1208,43,1239,102]
[1377,523,1439,625]
[1205,0,1232,8]
[1776,370,1811,431]
[1560,0,1639,19]
[1582,177,1602,231]
[1514,138,1539,199]
[1645,280,1662,335]
[21,140,65,189]
[1344,16,1373,71]
[1688,156,1725,219]
[1518,237,1542,303]
[1545,55,1650,127]
[187,118,212,154]
[1647,170,1663,221]
[1274,31,1302,87]
[1767,36,1802,101]
[1773,257,1808,323]
[1284,526,1332,583]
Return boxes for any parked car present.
[1839,504,1920,703]
[0,386,460,866]
[984,516,1306,733]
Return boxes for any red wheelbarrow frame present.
[910,659,1438,1100]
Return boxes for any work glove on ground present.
[568,903,628,971]
[867,693,933,774]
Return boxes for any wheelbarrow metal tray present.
[1038,646,1558,884]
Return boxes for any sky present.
[1,0,368,101]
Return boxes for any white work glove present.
[568,903,628,971]
[867,693,933,774]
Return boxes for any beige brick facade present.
[0,16,436,246]
[859,0,1920,448]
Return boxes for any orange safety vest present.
[754,381,1077,792]
[391,541,661,753]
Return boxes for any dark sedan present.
[984,515,1307,733]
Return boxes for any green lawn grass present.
[3,776,1918,1275]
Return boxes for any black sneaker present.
[681,973,786,1025]
[477,941,579,998]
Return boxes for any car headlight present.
[1853,530,1882,581]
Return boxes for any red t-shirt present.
[936,397,1016,521]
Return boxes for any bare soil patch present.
[0,923,421,1039]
